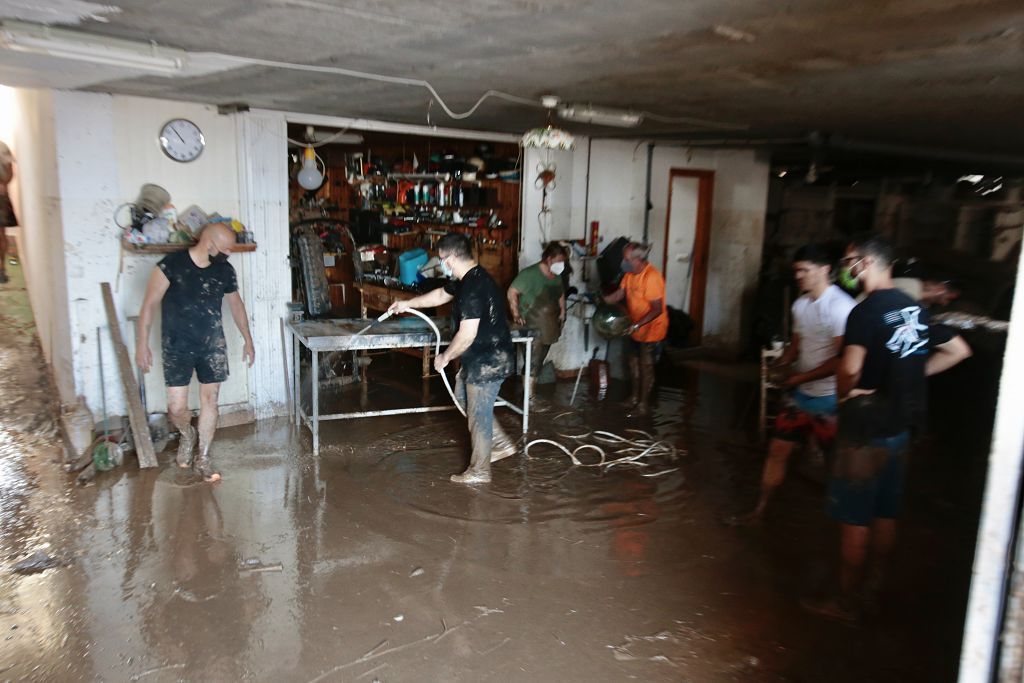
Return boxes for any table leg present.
[522,337,531,435]
[312,349,320,456]
[422,345,430,378]
[292,330,299,426]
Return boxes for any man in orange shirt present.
[603,242,669,414]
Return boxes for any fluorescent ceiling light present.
[0,21,186,74]
[303,131,364,146]
[558,104,642,128]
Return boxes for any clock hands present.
[171,126,185,144]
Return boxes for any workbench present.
[287,317,534,455]
[355,282,452,377]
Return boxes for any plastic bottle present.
[92,441,123,472]
[65,397,94,460]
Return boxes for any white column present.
[959,250,1024,682]
[234,111,291,419]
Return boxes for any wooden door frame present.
[662,169,715,343]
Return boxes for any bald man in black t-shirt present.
[136,223,255,482]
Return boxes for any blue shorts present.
[826,431,909,526]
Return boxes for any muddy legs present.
[451,374,502,484]
[167,387,195,468]
[166,383,221,482]
[195,383,221,482]
[627,347,656,415]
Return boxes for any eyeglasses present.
[839,255,863,266]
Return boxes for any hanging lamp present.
[521,95,576,151]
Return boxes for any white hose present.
[403,308,466,417]
[396,312,681,477]
[525,424,682,476]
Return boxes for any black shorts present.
[163,344,229,387]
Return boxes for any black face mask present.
[210,252,229,264]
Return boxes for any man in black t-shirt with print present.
[389,232,516,485]
[803,233,971,621]
[136,223,255,482]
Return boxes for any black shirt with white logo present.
[157,250,237,351]
[443,265,514,384]
[843,288,954,436]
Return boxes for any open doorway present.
[662,169,714,343]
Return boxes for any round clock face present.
[159,119,205,162]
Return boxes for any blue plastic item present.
[398,248,428,285]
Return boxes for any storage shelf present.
[356,174,520,185]
[122,242,258,254]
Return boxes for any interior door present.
[664,176,700,312]
[662,169,714,342]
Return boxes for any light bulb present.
[297,146,323,190]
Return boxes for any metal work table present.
[287,317,534,455]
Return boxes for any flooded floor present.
[0,270,994,681]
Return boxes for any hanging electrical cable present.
[216,53,543,120]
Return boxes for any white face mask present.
[550,261,565,276]
[440,256,453,278]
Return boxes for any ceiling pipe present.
[592,136,805,148]
[595,133,1024,170]
[823,133,1024,169]
[642,143,654,244]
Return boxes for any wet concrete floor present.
[0,273,993,681]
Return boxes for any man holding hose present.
[388,233,516,484]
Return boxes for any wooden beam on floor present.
[100,282,158,469]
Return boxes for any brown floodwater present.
[0,322,995,681]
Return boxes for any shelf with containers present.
[290,128,522,294]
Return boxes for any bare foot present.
[195,455,221,483]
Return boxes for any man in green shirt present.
[507,243,568,398]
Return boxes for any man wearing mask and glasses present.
[603,242,669,415]
[389,232,517,485]
[507,242,569,403]
[803,233,971,622]
[136,223,255,483]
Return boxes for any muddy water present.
[0,301,988,682]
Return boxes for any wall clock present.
[159,118,205,162]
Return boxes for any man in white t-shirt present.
[734,245,856,523]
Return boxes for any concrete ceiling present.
[2,0,1024,156]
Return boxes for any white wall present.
[4,87,76,401]
[233,111,291,419]
[585,141,770,352]
[517,139,770,365]
[50,92,255,419]
[520,146,577,265]
[519,144,593,373]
